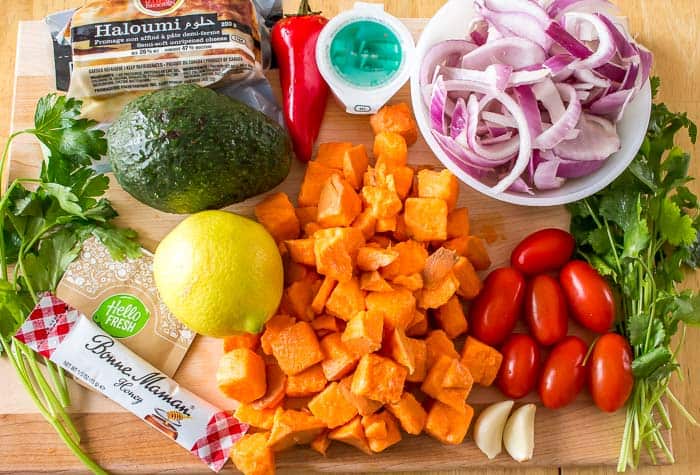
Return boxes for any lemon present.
[153,210,283,337]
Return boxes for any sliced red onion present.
[533,159,565,190]
[480,0,552,26]
[508,177,535,194]
[534,83,582,149]
[547,0,618,19]
[556,158,606,177]
[562,13,617,69]
[594,62,627,83]
[621,62,639,90]
[544,54,576,74]
[440,65,548,88]
[546,21,592,59]
[465,95,521,160]
[553,113,620,160]
[430,76,448,135]
[450,98,468,138]
[533,79,566,120]
[573,68,611,88]
[588,88,635,122]
[480,9,554,50]
[514,85,543,138]
[482,130,514,144]
[482,111,518,128]
[595,13,636,58]
[636,44,653,86]
[460,37,546,71]
[433,130,514,168]
[469,18,490,46]
[420,40,478,87]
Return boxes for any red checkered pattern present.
[190,411,249,472]
[14,293,79,358]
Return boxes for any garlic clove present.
[503,403,537,462]
[473,400,515,459]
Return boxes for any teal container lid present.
[316,3,415,114]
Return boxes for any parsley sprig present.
[0,94,141,473]
[568,78,700,471]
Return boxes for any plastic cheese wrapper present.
[47,0,283,123]
[14,293,249,472]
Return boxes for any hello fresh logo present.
[93,294,150,339]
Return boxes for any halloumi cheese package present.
[65,0,266,121]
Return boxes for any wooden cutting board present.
[0,19,666,474]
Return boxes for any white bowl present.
[409,0,652,207]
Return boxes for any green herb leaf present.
[628,312,650,346]
[658,198,697,246]
[632,347,673,378]
[22,229,83,293]
[90,226,142,261]
[671,292,700,326]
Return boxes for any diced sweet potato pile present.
[223,104,503,475]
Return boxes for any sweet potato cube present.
[252,362,287,410]
[320,332,359,381]
[460,336,503,386]
[343,144,370,189]
[405,337,428,383]
[373,132,408,168]
[339,376,383,416]
[310,314,339,334]
[404,198,448,241]
[361,182,402,220]
[310,431,331,456]
[217,349,267,403]
[380,240,428,279]
[283,397,313,411]
[370,103,418,145]
[351,353,407,404]
[465,236,491,270]
[271,322,324,376]
[420,354,452,400]
[325,277,365,321]
[304,222,322,237]
[234,404,277,430]
[316,142,352,169]
[369,235,393,248]
[255,192,300,244]
[308,382,359,428]
[388,329,415,374]
[389,166,415,200]
[425,330,459,369]
[317,175,362,228]
[446,208,470,239]
[360,271,394,292]
[434,295,468,339]
[311,277,337,315]
[232,432,275,475]
[298,162,339,207]
[285,278,316,321]
[285,238,316,267]
[391,273,423,291]
[223,333,260,353]
[417,272,459,309]
[357,246,399,272]
[443,236,469,257]
[365,288,416,331]
[386,392,427,435]
[417,169,459,211]
[341,310,383,357]
[328,416,372,455]
[267,409,326,451]
[406,309,428,337]
[443,357,474,389]
[285,364,327,398]
[362,411,402,453]
[453,256,483,299]
[295,206,318,230]
[351,209,377,239]
[422,355,472,412]
[425,401,474,445]
[393,213,409,241]
[314,227,365,282]
[261,314,295,355]
[423,247,458,289]
[285,261,309,285]
[376,216,397,232]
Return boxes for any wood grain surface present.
[0,1,698,475]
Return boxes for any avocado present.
[106,84,293,214]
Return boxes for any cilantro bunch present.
[568,78,699,471]
[0,95,141,473]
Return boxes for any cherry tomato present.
[525,275,569,346]
[511,228,575,275]
[560,260,615,334]
[469,267,525,346]
[497,334,541,399]
[538,336,588,409]
[589,333,634,413]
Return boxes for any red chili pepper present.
[271,0,329,162]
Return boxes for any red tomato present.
[560,260,615,334]
[469,267,525,346]
[497,334,541,399]
[511,228,575,275]
[538,336,588,409]
[589,333,634,412]
[525,275,569,346]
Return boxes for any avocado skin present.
[107,84,293,214]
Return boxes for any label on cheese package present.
[15,294,248,472]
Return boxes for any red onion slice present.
[534,83,582,149]
[553,113,620,160]
[460,37,547,70]
[430,76,448,135]
[533,159,566,190]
